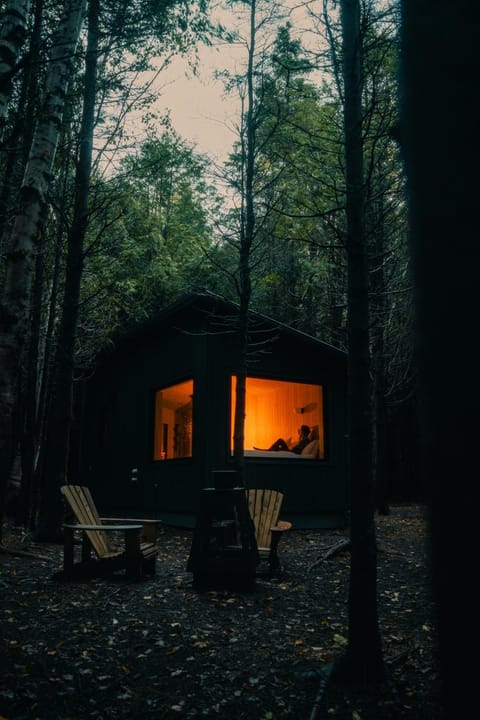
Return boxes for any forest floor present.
[0,504,441,720]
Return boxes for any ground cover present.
[0,504,441,719]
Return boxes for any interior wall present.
[231,377,324,454]
[153,380,193,460]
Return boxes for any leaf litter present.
[0,505,440,719]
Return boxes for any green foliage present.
[216,2,410,387]
[78,127,220,357]
[220,20,347,341]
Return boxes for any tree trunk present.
[0,0,31,141]
[0,0,44,250]
[26,212,65,529]
[400,2,480,715]
[36,0,98,539]
[232,0,257,487]
[370,192,389,515]
[16,218,46,527]
[0,0,86,533]
[335,0,384,682]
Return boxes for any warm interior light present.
[231,376,324,458]
[154,379,194,460]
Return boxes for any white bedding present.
[244,449,316,459]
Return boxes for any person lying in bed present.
[255,424,311,454]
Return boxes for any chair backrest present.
[247,488,284,548]
[60,485,113,558]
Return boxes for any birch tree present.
[0,0,31,141]
[34,0,99,539]
[0,0,87,532]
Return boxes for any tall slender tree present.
[334,0,384,681]
[221,0,285,482]
[231,0,257,481]
[34,0,99,539]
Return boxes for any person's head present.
[299,425,310,438]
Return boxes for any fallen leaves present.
[0,507,440,719]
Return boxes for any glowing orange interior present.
[231,376,324,457]
[154,379,193,460]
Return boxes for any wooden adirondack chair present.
[247,488,292,572]
[60,485,159,579]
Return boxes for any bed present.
[244,439,319,459]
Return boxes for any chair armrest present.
[64,523,143,531]
[271,521,292,533]
[100,518,159,524]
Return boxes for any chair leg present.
[125,527,142,579]
[143,557,157,575]
[63,526,75,577]
[81,534,92,563]
[268,533,282,572]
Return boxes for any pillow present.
[301,440,318,457]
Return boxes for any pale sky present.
[150,1,318,164]
[155,43,241,164]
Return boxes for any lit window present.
[231,376,324,459]
[154,379,193,461]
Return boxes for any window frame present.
[152,377,194,462]
[229,374,326,461]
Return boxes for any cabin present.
[78,291,349,528]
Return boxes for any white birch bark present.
[0,0,86,487]
[0,0,31,138]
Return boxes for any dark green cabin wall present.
[208,331,349,525]
[81,328,208,516]
[79,303,348,527]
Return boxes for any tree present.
[219,0,286,482]
[333,0,384,681]
[247,23,343,340]
[34,0,100,539]
[0,0,46,264]
[0,0,31,141]
[80,128,217,338]
[400,1,480,715]
[359,2,409,513]
[309,0,413,509]
[230,0,257,480]
[1,0,216,534]
[0,0,87,538]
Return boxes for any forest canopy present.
[0,0,413,536]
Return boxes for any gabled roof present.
[99,289,346,363]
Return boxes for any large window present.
[231,376,325,459]
[153,379,193,461]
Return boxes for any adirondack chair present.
[60,485,159,579]
[247,488,292,573]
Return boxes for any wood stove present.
[187,472,259,589]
